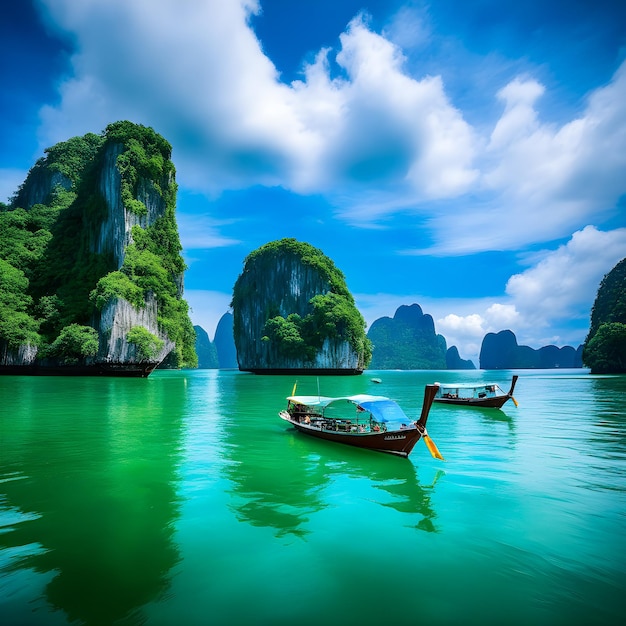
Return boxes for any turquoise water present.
[1,369,625,625]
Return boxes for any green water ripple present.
[1,369,625,625]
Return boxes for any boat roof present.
[434,382,498,389]
[287,394,412,424]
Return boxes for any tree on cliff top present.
[583,257,626,373]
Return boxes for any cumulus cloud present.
[288,15,478,213]
[35,0,625,256]
[38,0,303,190]
[505,225,626,325]
[432,226,626,360]
[36,2,477,202]
[424,62,626,255]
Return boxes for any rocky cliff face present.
[0,343,37,367]
[95,143,174,269]
[232,239,369,373]
[99,294,174,364]
[92,142,177,366]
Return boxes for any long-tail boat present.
[433,375,519,409]
[279,384,443,459]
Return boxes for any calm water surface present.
[1,369,625,625]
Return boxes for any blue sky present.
[2,0,625,364]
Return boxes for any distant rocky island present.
[0,122,197,376]
[194,325,218,369]
[367,303,472,369]
[480,330,583,369]
[365,303,583,370]
[231,238,371,374]
[194,313,238,369]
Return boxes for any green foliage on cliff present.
[583,323,626,373]
[233,238,372,367]
[240,238,353,298]
[127,326,165,361]
[90,271,145,309]
[263,314,315,360]
[0,259,40,348]
[42,133,104,185]
[108,121,175,217]
[0,121,196,369]
[44,324,99,364]
[0,208,53,273]
[583,258,626,373]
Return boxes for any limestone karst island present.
[0,122,196,376]
[231,238,372,374]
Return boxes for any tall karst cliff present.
[0,121,196,375]
[231,239,372,374]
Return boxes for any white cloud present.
[177,213,241,251]
[505,225,626,325]
[293,15,478,204]
[35,1,626,258]
[36,3,477,204]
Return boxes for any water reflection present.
[309,442,443,533]
[0,375,186,625]
[586,375,626,467]
[217,372,441,537]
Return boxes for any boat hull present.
[433,395,511,409]
[433,375,518,409]
[280,413,422,457]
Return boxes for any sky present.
[2,0,625,365]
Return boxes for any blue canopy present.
[288,394,413,425]
[355,398,412,424]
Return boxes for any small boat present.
[279,385,443,459]
[433,375,519,409]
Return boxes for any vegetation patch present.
[44,324,99,365]
[127,326,165,361]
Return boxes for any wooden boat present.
[279,384,443,459]
[433,375,519,409]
